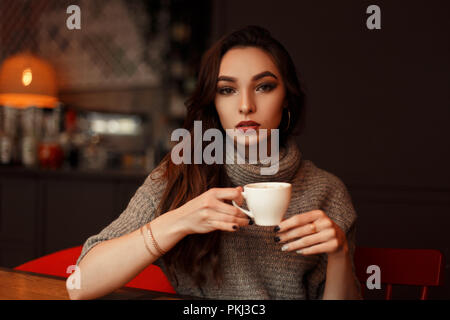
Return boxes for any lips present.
[236,120,260,132]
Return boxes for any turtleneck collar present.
[224,137,302,186]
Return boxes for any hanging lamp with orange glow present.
[0,52,58,108]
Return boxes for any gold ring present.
[310,222,317,234]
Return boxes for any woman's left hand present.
[275,210,348,257]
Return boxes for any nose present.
[239,91,255,115]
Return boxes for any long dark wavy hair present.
[152,25,306,289]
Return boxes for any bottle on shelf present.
[59,107,82,169]
[38,107,64,170]
[0,105,17,166]
[20,106,39,168]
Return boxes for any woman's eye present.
[218,87,235,95]
[257,83,276,92]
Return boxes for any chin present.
[236,136,258,147]
[235,129,258,146]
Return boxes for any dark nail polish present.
[273,226,280,232]
[274,236,280,243]
[233,225,238,230]
[248,219,254,225]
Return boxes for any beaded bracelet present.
[145,223,166,256]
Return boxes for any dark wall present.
[211,0,450,299]
[0,168,146,268]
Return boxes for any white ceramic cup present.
[232,182,292,226]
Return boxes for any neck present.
[224,136,302,186]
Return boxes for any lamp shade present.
[0,52,58,108]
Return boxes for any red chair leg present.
[420,286,428,300]
[385,284,392,300]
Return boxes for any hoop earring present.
[284,108,291,133]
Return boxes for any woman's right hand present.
[174,187,251,235]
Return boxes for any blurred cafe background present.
[0,0,449,299]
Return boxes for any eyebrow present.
[217,71,278,83]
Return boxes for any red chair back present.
[15,246,83,277]
[14,246,176,294]
[354,247,444,299]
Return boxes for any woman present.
[68,25,361,300]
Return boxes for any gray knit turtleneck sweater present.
[77,138,361,299]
